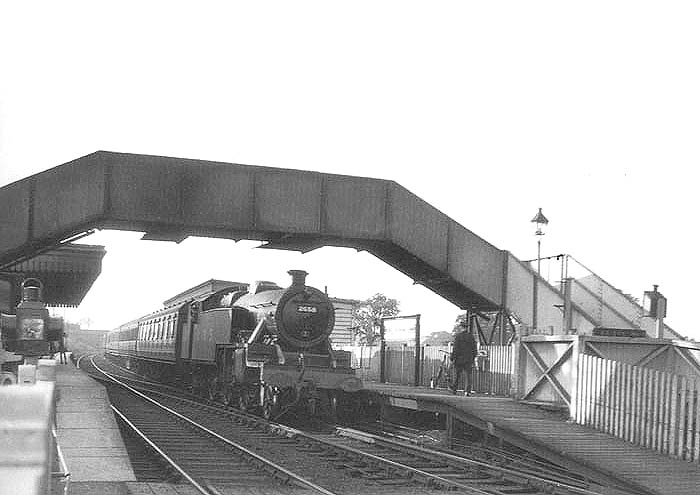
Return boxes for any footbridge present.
[0,151,596,334]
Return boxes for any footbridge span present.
[0,151,596,334]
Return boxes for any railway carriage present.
[105,270,362,418]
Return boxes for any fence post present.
[662,373,671,454]
[686,380,697,461]
[669,374,679,457]
[679,377,688,459]
[414,316,421,386]
[694,381,700,462]
[622,363,631,442]
[379,320,386,384]
[511,335,524,398]
[569,335,581,421]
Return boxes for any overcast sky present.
[1,2,698,339]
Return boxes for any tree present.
[423,331,453,345]
[452,313,468,334]
[352,293,399,345]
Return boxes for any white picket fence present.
[575,354,700,462]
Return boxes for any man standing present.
[450,322,478,395]
[58,332,67,364]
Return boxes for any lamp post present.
[531,207,549,275]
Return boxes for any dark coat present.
[452,331,477,366]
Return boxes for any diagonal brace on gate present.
[522,343,573,405]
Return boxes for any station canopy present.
[1,243,105,307]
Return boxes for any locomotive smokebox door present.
[275,274,335,349]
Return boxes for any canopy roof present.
[1,243,105,307]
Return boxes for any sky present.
[1,2,698,339]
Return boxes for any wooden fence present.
[475,345,513,396]
[575,354,700,462]
[339,344,513,396]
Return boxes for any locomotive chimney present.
[288,270,308,287]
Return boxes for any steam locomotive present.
[0,278,65,384]
[105,270,362,418]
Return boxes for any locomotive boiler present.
[105,270,362,419]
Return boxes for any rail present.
[89,356,337,495]
[335,427,607,495]
[91,353,615,494]
[111,405,212,495]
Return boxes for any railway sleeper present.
[417,465,460,473]
[375,478,413,486]
[499,487,540,494]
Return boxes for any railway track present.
[356,421,590,489]
[311,428,614,495]
[83,356,335,495]
[82,354,623,495]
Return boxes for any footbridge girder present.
[0,151,596,332]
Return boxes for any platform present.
[366,382,700,495]
[55,357,136,489]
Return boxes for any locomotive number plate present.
[297,305,318,313]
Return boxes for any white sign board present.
[383,317,417,343]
